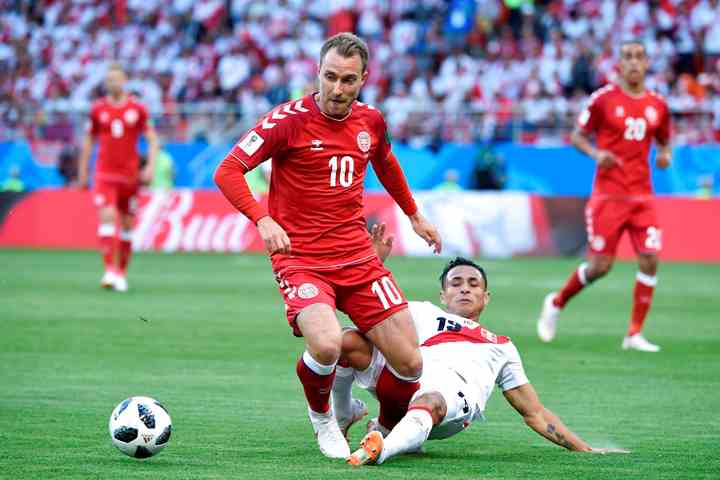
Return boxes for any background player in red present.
[77,63,158,292]
[214,33,442,458]
[537,41,672,352]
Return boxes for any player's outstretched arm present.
[503,383,629,454]
[370,223,394,263]
[141,125,159,184]
[655,143,672,169]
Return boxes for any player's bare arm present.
[256,216,291,254]
[370,223,394,262]
[570,127,619,168]
[655,143,672,169]
[77,132,94,188]
[502,383,629,454]
[409,212,442,254]
[141,125,159,184]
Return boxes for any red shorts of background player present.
[93,180,139,215]
[275,256,408,337]
[585,196,662,257]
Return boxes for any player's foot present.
[366,416,390,437]
[622,333,660,352]
[308,407,350,459]
[100,270,116,289]
[337,398,368,439]
[537,292,560,342]
[347,431,384,466]
[113,275,128,292]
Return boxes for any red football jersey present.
[88,96,149,184]
[226,94,397,270]
[577,84,671,196]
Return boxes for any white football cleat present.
[308,407,350,459]
[113,275,128,292]
[622,334,660,352]
[100,271,116,289]
[537,292,560,342]
[337,399,368,439]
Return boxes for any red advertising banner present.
[1,189,718,262]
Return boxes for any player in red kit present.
[77,63,158,292]
[537,41,672,352]
[214,33,442,458]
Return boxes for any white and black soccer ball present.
[109,396,172,459]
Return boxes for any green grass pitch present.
[2,249,719,479]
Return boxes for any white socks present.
[332,365,354,422]
[378,408,433,464]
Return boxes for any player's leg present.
[538,198,623,342]
[333,328,372,437]
[348,392,444,466]
[623,209,662,352]
[295,303,351,458]
[94,183,119,287]
[113,213,134,292]
[339,260,422,431]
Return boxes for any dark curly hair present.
[439,257,488,290]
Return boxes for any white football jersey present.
[408,301,529,413]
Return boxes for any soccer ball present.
[108,396,172,459]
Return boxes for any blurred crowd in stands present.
[1,0,719,145]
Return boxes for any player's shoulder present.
[408,301,445,320]
[354,100,385,124]
[646,89,668,107]
[587,83,617,105]
[257,96,314,132]
[126,95,148,109]
[91,97,107,112]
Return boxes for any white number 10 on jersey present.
[329,155,354,187]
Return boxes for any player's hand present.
[656,150,672,169]
[74,175,89,190]
[590,447,631,454]
[594,150,621,169]
[257,216,291,254]
[370,223,394,263]
[409,212,442,254]
[140,165,154,184]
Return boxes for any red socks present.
[98,224,115,272]
[118,230,132,275]
[628,272,657,336]
[296,352,336,414]
[375,366,420,430]
[554,262,588,308]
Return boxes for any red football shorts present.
[585,196,662,256]
[275,256,408,337]
[93,180,138,215]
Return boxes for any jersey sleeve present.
[226,110,294,172]
[577,92,604,135]
[654,101,671,145]
[408,301,444,344]
[496,343,529,391]
[370,112,417,216]
[138,103,150,132]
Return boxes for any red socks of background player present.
[296,351,336,414]
[375,366,420,430]
[628,272,657,336]
[98,224,115,272]
[553,262,589,308]
[118,230,133,275]
[98,225,133,276]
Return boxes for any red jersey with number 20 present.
[577,84,671,196]
[89,96,149,184]
[226,94,395,271]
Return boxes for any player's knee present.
[589,259,613,279]
[638,254,658,275]
[410,392,446,425]
[340,329,373,370]
[393,351,423,379]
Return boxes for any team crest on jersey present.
[644,106,658,124]
[357,131,371,153]
[615,106,625,118]
[297,283,319,299]
[124,108,138,125]
[99,111,110,123]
